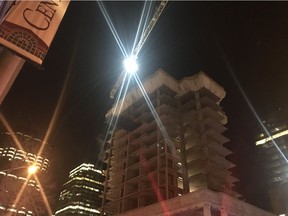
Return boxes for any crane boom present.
[110,0,168,99]
[133,0,168,57]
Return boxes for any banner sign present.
[0,0,70,65]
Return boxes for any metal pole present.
[0,49,25,105]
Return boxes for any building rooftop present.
[106,69,226,118]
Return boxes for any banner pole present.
[0,48,25,105]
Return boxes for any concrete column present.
[203,204,212,216]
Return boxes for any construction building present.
[255,109,288,215]
[116,188,276,216]
[55,163,105,216]
[101,69,240,215]
[0,131,50,215]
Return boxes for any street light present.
[0,164,40,215]
[27,165,38,175]
[0,164,39,176]
[0,165,39,195]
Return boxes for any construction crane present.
[110,0,168,99]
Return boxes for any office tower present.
[101,69,239,215]
[255,109,288,215]
[55,163,105,216]
[0,131,50,215]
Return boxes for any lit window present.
[256,130,288,145]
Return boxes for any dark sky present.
[1,1,288,208]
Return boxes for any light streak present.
[0,114,24,152]
[97,1,128,58]
[37,29,78,158]
[98,2,172,215]
[10,174,52,216]
[133,73,175,155]
[98,1,155,59]
[141,156,171,216]
[34,175,53,216]
[132,1,153,56]
[98,72,131,216]
[220,48,288,163]
[97,72,131,167]
[112,72,176,216]
[111,73,132,128]
[133,1,155,57]
[0,34,76,215]
[9,173,32,216]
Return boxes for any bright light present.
[123,55,138,74]
[28,165,38,175]
[256,129,288,145]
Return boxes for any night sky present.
[1,1,288,209]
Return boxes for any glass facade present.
[55,163,105,216]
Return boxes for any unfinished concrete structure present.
[117,189,275,216]
[101,69,239,215]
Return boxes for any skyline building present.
[255,109,288,215]
[101,69,239,215]
[55,163,105,216]
[0,131,50,215]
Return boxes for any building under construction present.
[101,69,241,215]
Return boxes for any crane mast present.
[110,0,168,99]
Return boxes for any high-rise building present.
[255,109,288,215]
[0,131,50,215]
[101,69,239,215]
[55,163,105,216]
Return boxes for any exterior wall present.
[116,189,276,216]
[179,88,237,196]
[102,70,237,215]
[104,85,182,214]
[55,163,105,216]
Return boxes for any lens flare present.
[27,165,38,175]
[98,2,170,215]
[124,55,138,74]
